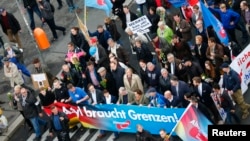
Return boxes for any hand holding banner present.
[43,102,185,134]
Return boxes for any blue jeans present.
[137,4,144,15]
[29,116,47,137]
[0,56,3,67]
[66,0,74,7]
[26,4,42,30]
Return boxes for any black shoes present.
[63,29,66,35]
[43,122,48,132]
[50,38,57,42]
[97,134,106,138]
[113,136,119,140]
[33,136,41,141]
[58,5,63,10]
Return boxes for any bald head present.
[164,90,172,100]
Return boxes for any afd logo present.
[239,61,250,84]
[113,120,131,130]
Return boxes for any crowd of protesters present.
[1,0,250,141]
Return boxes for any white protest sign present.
[127,15,152,34]
[229,44,250,94]
[211,94,227,122]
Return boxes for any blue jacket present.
[68,87,89,105]
[149,93,166,108]
[209,8,240,29]
[222,68,241,92]
[89,30,112,50]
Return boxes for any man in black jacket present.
[49,106,70,141]
[121,5,138,30]
[22,0,42,30]
[192,76,220,123]
[19,87,47,141]
[0,8,22,48]
[135,124,156,141]
[38,0,66,41]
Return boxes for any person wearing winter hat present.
[89,46,97,57]
[146,87,166,108]
[4,42,24,64]
[88,25,112,51]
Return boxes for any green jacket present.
[157,26,173,44]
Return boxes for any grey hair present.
[125,27,132,33]
[161,68,168,73]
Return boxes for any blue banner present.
[200,2,229,45]
[168,0,188,8]
[55,103,185,134]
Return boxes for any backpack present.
[50,3,55,13]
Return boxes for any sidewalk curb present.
[1,0,134,140]
[0,115,24,141]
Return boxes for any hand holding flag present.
[200,2,229,46]
[84,0,113,16]
[170,104,212,141]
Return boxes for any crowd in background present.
[1,0,250,141]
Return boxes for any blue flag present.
[200,2,229,46]
[84,0,113,16]
[168,0,188,8]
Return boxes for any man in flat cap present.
[3,57,24,87]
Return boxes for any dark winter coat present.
[0,12,21,34]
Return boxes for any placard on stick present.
[31,73,50,90]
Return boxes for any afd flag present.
[200,2,229,46]
[173,104,212,141]
[168,0,188,7]
[84,0,113,16]
[168,0,198,7]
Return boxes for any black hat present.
[0,8,5,14]
[146,87,156,93]
[150,33,157,40]
[182,57,192,63]
[2,57,10,62]
[220,63,229,69]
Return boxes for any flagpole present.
[15,0,48,68]
[168,103,192,138]
[84,0,87,25]
[75,12,90,42]
[201,0,210,40]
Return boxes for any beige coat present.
[4,62,24,87]
[123,74,144,93]
[117,91,135,104]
